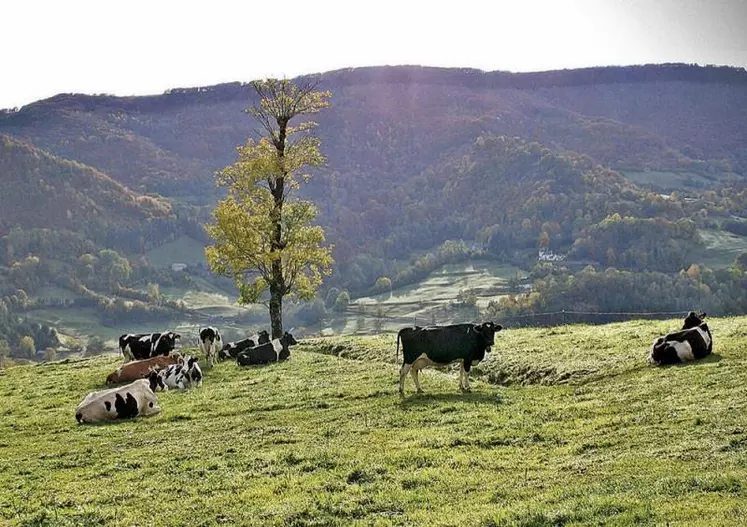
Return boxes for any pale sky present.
[2,0,746,110]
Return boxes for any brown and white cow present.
[75,375,162,424]
[106,353,183,385]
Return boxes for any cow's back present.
[399,325,480,363]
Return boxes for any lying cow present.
[199,326,222,368]
[397,322,503,396]
[219,330,270,361]
[75,375,162,424]
[106,353,183,385]
[157,355,203,389]
[237,332,297,366]
[649,311,713,366]
[119,331,181,362]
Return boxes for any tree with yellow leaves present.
[205,79,333,338]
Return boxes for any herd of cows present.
[74,327,298,424]
[73,311,713,424]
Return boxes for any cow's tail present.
[396,330,402,362]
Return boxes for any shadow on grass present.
[657,353,723,368]
[399,390,502,407]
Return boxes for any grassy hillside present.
[2,315,747,525]
[143,235,208,268]
[696,229,747,269]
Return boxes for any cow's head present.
[283,332,299,346]
[106,370,121,385]
[139,390,162,418]
[682,312,706,329]
[147,370,168,392]
[473,321,503,349]
[159,332,181,351]
[184,355,203,386]
[279,332,298,360]
[258,329,270,344]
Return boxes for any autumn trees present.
[205,79,333,338]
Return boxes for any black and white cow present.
[157,355,203,389]
[75,375,162,424]
[199,326,222,368]
[237,332,297,366]
[649,312,713,366]
[119,331,181,362]
[397,322,503,396]
[219,330,270,361]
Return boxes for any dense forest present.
[1,63,746,355]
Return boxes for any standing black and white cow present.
[219,330,270,361]
[649,312,713,366]
[157,355,203,389]
[236,332,298,366]
[396,322,503,396]
[119,331,181,362]
[199,326,222,368]
[75,374,163,424]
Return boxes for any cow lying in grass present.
[75,374,163,424]
[106,353,183,385]
[649,311,713,366]
[157,355,203,389]
[219,330,270,361]
[237,332,297,366]
[397,322,503,395]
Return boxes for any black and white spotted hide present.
[158,355,203,389]
[218,330,270,361]
[236,332,298,366]
[75,378,161,424]
[199,326,222,368]
[649,312,713,366]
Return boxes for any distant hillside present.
[1,64,745,202]
[0,134,173,240]
[1,63,746,296]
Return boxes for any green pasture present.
[2,315,746,525]
[696,229,747,269]
[143,235,208,268]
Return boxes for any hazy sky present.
[2,0,746,109]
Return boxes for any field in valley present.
[696,229,747,270]
[2,315,747,526]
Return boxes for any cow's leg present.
[121,345,133,363]
[206,342,215,368]
[410,367,424,393]
[463,370,472,392]
[399,363,412,396]
[460,361,472,392]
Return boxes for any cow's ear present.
[174,333,181,339]
[495,324,503,331]
[699,312,707,318]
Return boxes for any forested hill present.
[1,64,745,200]
[0,63,746,298]
[0,134,173,240]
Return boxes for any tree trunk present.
[269,278,283,340]
[268,116,288,340]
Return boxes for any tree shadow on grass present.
[398,390,502,408]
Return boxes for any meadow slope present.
[1,316,747,526]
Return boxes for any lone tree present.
[205,79,333,338]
